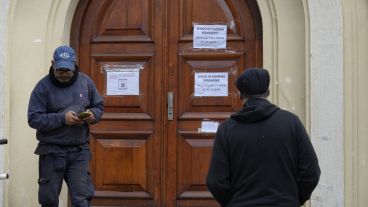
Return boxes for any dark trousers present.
[38,148,94,207]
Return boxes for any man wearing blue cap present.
[206,68,320,207]
[28,45,104,207]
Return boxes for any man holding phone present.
[28,45,103,207]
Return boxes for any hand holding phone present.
[78,111,92,120]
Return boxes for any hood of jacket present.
[231,98,279,123]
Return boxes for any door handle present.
[168,92,173,120]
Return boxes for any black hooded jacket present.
[206,98,320,207]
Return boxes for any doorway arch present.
[71,0,262,206]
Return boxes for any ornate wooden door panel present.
[72,0,164,206]
[71,0,261,206]
[166,1,261,206]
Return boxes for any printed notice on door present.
[106,69,140,96]
[194,72,228,97]
[200,121,220,133]
[193,24,227,49]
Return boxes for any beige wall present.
[258,0,307,121]
[308,0,344,206]
[7,1,48,206]
[344,0,368,206]
[0,0,10,205]
[4,0,368,206]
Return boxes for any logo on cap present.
[59,52,70,59]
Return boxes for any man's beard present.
[56,77,72,83]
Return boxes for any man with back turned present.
[206,68,320,207]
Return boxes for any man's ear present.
[265,89,270,97]
[51,60,55,68]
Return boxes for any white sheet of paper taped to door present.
[194,72,228,97]
[200,121,219,133]
[106,69,140,96]
[193,24,227,49]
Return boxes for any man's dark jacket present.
[206,98,320,207]
[28,67,104,154]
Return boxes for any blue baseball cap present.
[53,45,76,71]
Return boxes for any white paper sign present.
[200,121,219,133]
[193,24,227,49]
[194,72,228,97]
[106,69,140,96]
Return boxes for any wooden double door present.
[71,0,262,206]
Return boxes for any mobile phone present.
[78,111,91,119]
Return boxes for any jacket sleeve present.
[28,84,65,131]
[87,79,103,124]
[206,124,231,206]
[296,119,321,205]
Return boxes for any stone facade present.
[0,0,366,206]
